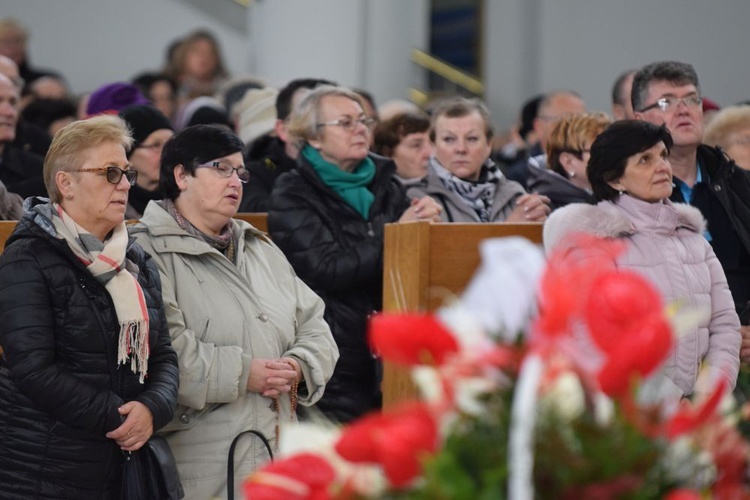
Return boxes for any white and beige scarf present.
[51,203,150,383]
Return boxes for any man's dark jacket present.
[670,144,750,318]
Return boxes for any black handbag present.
[122,435,185,500]
[226,430,273,500]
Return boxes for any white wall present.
[249,0,429,105]
[0,0,252,95]
[484,0,750,128]
[5,0,749,129]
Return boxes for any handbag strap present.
[227,429,273,500]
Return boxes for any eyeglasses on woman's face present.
[196,160,250,183]
[74,166,138,185]
[316,116,376,133]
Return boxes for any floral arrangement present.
[245,236,750,499]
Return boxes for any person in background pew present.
[239,77,335,213]
[703,105,750,171]
[130,124,338,499]
[0,115,179,499]
[268,85,442,424]
[527,112,611,211]
[0,73,46,199]
[407,96,551,223]
[118,104,174,219]
[373,110,433,186]
[544,120,740,397]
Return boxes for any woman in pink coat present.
[544,120,740,396]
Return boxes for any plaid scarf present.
[48,203,150,383]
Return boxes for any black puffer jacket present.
[268,155,409,423]
[0,210,179,500]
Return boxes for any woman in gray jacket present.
[544,120,740,397]
[130,124,338,499]
[407,97,550,222]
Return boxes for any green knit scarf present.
[303,144,376,219]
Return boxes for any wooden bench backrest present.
[234,212,268,233]
[0,221,16,254]
[381,221,543,407]
[0,221,16,355]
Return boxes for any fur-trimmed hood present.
[543,193,740,398]
[543,195,706,253]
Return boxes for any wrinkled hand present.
[399,196,443,223]
[105,401,154,451]
[280,357,302,382]
[247,359,298,397]
[505,193,551,223]
[740,325,750,364]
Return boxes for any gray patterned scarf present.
[430,155,502,222]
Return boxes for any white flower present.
[592,393,614,426]
[278,421,388,497]
[539,372,585,421]
[456,237,545,342]
[412,366,443,403]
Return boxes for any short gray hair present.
[286,85,365,145]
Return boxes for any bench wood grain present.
[381,221,543,408]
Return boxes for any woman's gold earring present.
[67,193,73,199]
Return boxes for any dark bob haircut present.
[587,120,673,202]
[160,124,244,201]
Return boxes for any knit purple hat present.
[86,82,150,117]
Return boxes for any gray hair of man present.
[286,85,366,146]
[631,61,701,113]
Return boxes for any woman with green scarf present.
[268,85,442,423]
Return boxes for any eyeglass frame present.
[638,95,703,113]
[195,160,250,183]
[315,116,376,132]
[74,166,138,185]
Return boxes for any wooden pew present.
[234,212,268,233]
[0,220,17,252]
[381,221,543,408]
[0,221,17,355]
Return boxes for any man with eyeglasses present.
[634,60,750,366]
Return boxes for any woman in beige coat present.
[130,124,338,499]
